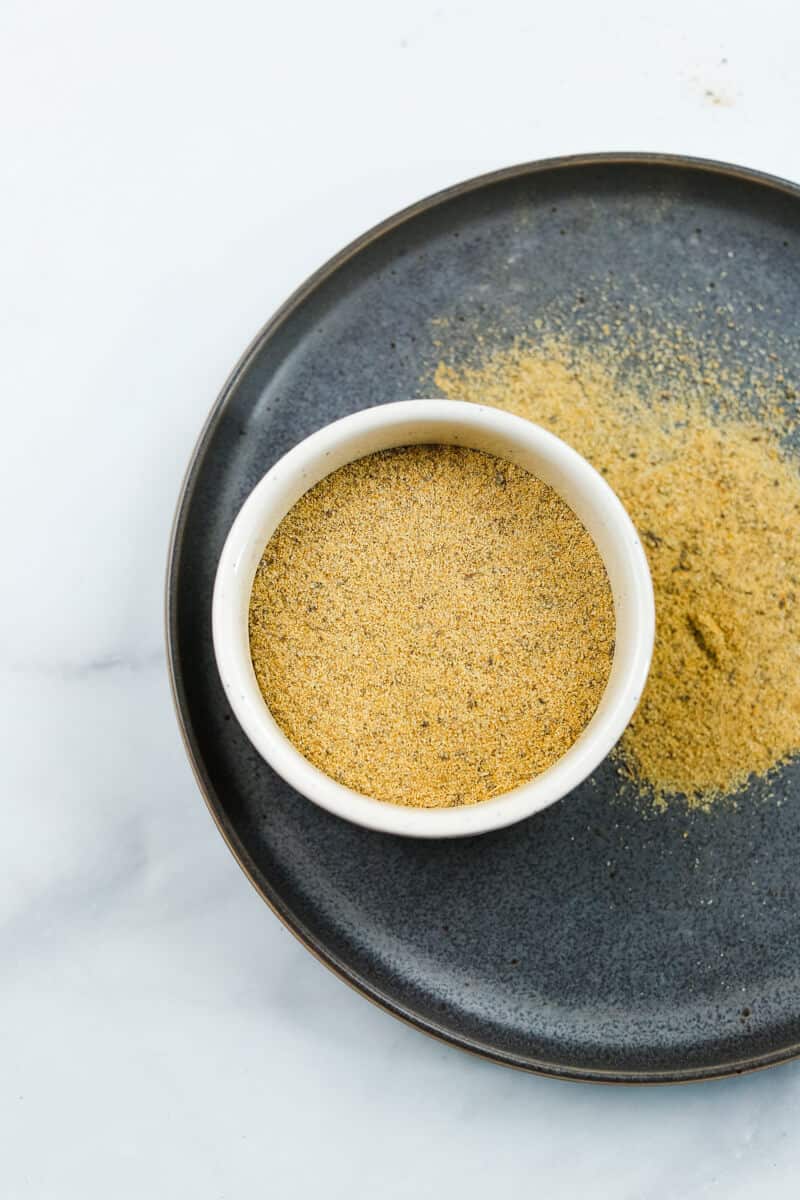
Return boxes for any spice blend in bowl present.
[248,444,615,808]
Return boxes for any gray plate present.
[167,154,800,1083]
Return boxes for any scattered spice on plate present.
[435,337,800,808]
[248,445,614,808]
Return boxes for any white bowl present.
[212,400,654,838]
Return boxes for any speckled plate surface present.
[167,155,800,1083]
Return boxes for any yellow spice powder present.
[248,445,614,808]
[435,340,800,807]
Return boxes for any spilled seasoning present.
[435,338,800,808]
[249,445,614,808]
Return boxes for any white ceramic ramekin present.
[212,400,654,838]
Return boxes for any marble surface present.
[4,1,800,1195]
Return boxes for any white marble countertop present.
[4,1,800,1195]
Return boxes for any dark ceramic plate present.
[167,154,800,1083]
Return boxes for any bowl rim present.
[211,398,654,837]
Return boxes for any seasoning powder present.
[248,445,615,808]
[435,338,800,808]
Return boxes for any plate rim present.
[165,151,800,1084]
